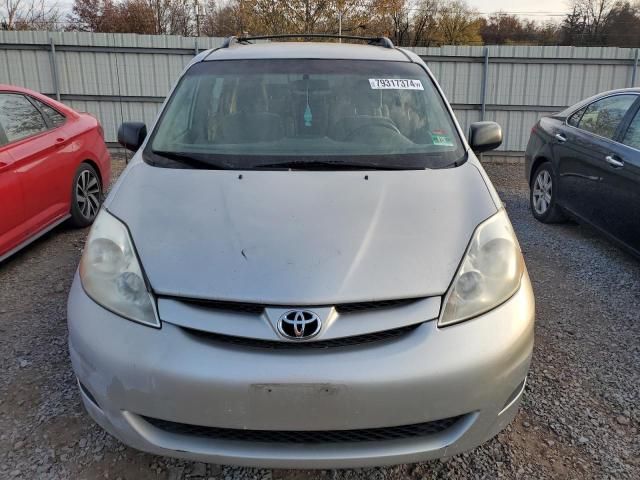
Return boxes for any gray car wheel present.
[530,162,566,223]
[70,163,102,227]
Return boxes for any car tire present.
[69,163,102,228]
[530,162,566,223]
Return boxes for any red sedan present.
[0,85,110,261]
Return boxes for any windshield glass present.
[147,59,465,169]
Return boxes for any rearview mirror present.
[117,122,147,152]
[469,121,502,153]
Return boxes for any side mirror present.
[469,121,502,153]
[117,122,147,152]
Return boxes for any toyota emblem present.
[277,310,322,340]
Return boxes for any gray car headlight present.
[79,210,160,328]
[439,209,524,327]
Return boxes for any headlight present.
[79,210,159,328]
[439,209,524,327]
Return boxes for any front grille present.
[142,415,464,444]
[171,298,264,315]
[184,323,422,349]
[166,296,424,316]
[335,298,420,314]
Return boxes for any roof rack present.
[221,34,395,49]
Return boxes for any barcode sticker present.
[369,78,424,90]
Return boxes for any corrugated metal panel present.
[451,108,481,140]
[486,60,632,107]
[1,32,639,150]
[484,110,550,151]
[53,51,191,97]
[427,60,484,105]
[0,48,53,91]
[419,44,638,151]
[67,100,162,142]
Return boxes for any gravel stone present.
[169,466,186,480]
[616,416,630,425]
[0,156,638,479]
[190,462,207,476]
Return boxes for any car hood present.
[107,160,497,305]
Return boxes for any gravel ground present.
[0,152,638,480]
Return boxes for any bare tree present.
[435,0,481,45]
[388,0,411,46]
[563,0,616,43]
[164,0,194,35]
[411,0,439,46]
[245,0,294,35]
[284,0,333,34]
[65,0,627,48]
[200,0,241,36]
[68,0,116,32]
[363,0,410,45]
[68,0,194,34]
[1,0,61,30]
[601,1,640,46]
[325,0,369,36]
[580,0,616,34]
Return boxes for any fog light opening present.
[77,379,101,410]
[499,376,527,416]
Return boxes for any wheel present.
[70,163,102,228]
[530,162,566,223]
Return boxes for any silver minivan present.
[67,35,534,468]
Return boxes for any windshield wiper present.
[150,150,229,169]
[253,160,405,170]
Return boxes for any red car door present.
[26,96,76,216]
[0,144,26,259]
[0,93,70,236]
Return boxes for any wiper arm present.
[254,160,400,170]
[151,150,228,169]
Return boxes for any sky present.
[468,0,569,19]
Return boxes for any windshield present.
[147,59,465,170]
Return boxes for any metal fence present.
[1,31,639,155]
[416,44,639,154]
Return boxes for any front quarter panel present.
[74,116,111,187]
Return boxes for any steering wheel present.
[344,120,402,142]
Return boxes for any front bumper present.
[67,272,534,468]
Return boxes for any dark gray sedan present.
[525,88,640,257]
